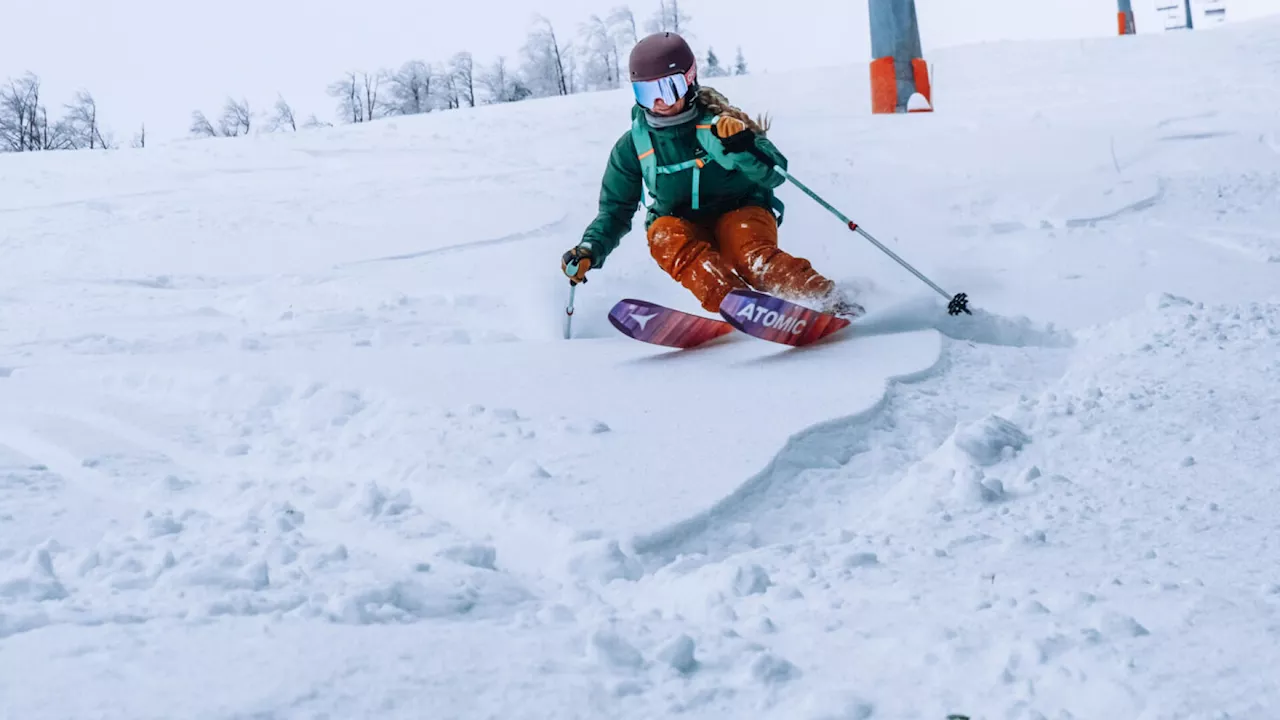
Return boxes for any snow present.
[3,16,1280,719]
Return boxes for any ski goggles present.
[632,72,690,110]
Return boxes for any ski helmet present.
[629,32,697,82]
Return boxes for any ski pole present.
[750,148,972,316]
[563,260,581,339]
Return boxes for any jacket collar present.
[637,103,699,129]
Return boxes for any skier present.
[561,31,864,318]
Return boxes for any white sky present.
[4,0,1276,144]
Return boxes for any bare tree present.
[521,15,569,97]
[450,52,476,108]
[386,60,434,115]
[362,71,385,122]
[0,73,49,152]
[2,74,113,152]
[269,95,297,132]
[0,74,36,151]
[33,106,74,151]
[190,110,218,137]
[64,90,110,149]
[328,72,365,123]
[219,97,252,136]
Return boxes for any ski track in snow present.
[337,213,573,267]
[4,17,1280,720]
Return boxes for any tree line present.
[0,73,142,152]
[0,1,749,152]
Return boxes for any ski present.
[718,289,851,347]
[608,298,735,349]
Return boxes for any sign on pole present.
[1155,0,1190,29]
[1201,0,1227,24]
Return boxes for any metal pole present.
[765,162,971,315]
[564,283,577,339]
[868,0,930,113]
[1118,0,1136,34]
[563,260,581,339]
[1184,0,1195,29]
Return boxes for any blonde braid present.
[696,85,772,136]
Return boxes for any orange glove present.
[715,116,748,139]
[714,115,758,155]
[562,246,593,284]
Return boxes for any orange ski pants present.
[647,206,836,313]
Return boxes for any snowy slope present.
[3,17,1280,720]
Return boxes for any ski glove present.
[562,245,594,285]
[714,116,755,154]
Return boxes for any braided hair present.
[695,85,772,135]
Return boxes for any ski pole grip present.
[748,145,775,169]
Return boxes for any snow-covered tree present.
[189,97,251,138]
[269,95,297,132]
[734,47,749,75]
[451,52,476,108]
[221,97,252,136]
[703,48,728,78]
[386,60,435,115]
[520,15,569,97]
[189,110,217,138]
[0,73,75,152]
[439,65,461,109]
[325,70,389,123]
[303,114,332,129]
[580,14,622,90]
[646,0,691,35]
[563,40,581,94]
[328,72,371,123]
[480,56,532,103]
[64,90,111,149]
[0,75,36,151]
[361,72,384,121]
[609,5,639,48]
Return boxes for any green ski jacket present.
[579,104,789,268]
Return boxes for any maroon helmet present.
[629,32,697,82]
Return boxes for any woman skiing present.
[561,31,863,318]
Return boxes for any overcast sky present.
[4,0,1274,145]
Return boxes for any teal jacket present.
[579,104,788,268]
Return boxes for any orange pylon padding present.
[870,56,897,114]
[1118,11,1135,34]
[910,58,932,112]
